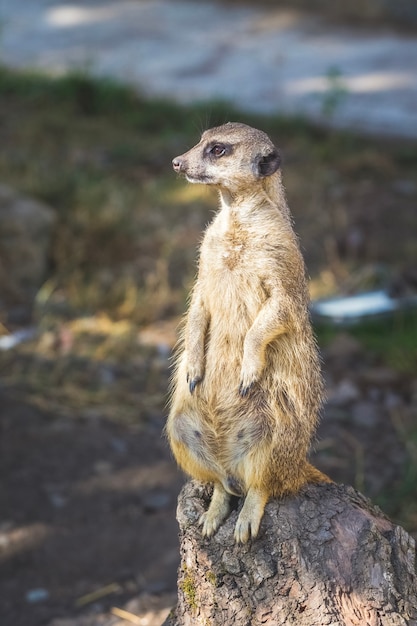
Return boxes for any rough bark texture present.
[163,481,417,626]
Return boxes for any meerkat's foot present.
[234,488,268,544]
[199,484,231,537]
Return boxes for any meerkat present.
[166,122,330,544]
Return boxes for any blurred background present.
[0,1,417,625]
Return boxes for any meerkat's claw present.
[239,359,262,396]
[188,377,202,394]
[238,381,254,397]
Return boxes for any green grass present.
[316,311,417,374]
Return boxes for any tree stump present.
[163,481,417,626]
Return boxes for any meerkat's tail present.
[304,462,333,485]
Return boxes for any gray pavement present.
[1,0,417,138]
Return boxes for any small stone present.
[25,588,50,603]
[351,401,380,428]
[327,379,360,407]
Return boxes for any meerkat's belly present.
[203,272,263,384]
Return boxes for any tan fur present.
[166,123,330,543]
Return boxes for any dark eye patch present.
[204,142,233,159]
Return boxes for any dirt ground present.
[0,357,182,626]
[1,322,416,626]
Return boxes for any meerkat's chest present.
[199,230,274,321]
[201,229,268,274]
[218,238,246,271]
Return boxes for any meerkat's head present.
[172,122,281,193]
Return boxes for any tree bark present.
[163,481,417,626]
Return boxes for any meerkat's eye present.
[210,144,226,157]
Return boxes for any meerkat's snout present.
[172,156,185,173]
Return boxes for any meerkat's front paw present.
[186,373,202,394]
[238,359,262,396]
[186,365,204,394]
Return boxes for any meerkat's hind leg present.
[199,483,231,537]
[234,487,268,544]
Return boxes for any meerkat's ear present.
[256,149,281,178]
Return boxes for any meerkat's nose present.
[172,156,184,172]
